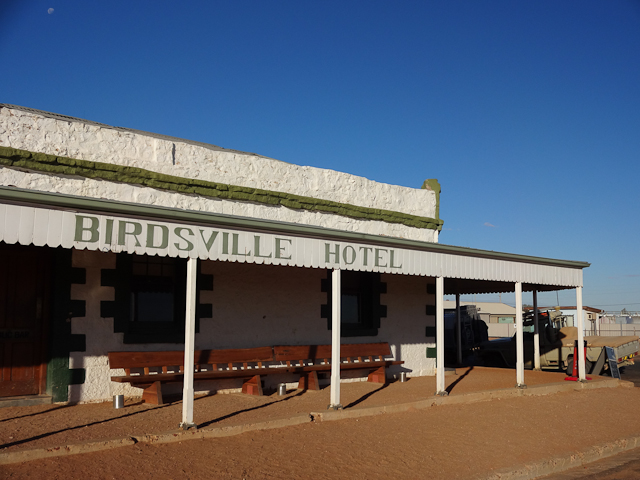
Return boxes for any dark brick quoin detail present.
[47,248,86,403]
[198,273,213,291]
[100,300,116,319]
[68,267,87,353]
[101,268,117,287]
[197,272,214,319]
[69,334,86,353]
[69,300,86,319]
[70,267,86,285]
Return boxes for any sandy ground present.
[541,446,640,480]
[1,368,637,479]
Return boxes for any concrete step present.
[0,395,52,408]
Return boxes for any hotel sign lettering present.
[73,214,403,271]
[0,201,586,284]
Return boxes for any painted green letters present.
[118,221,142,246]
[174,227,194,251]
[390,250,402,268]
[146,224,169,249]
[359,246,373,265]
[375,248,388,267]
[275,238,292,260]
[105,219,114,245]
[325,243,340,264]
[222,232,230,255]
[254,235,272,258]
[342,245,357,265]
[231,233,251,256]
[74,215,99,243]
[199,229,219,252]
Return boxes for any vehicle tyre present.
[566,356,593,375]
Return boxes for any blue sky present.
[2,1,639,311]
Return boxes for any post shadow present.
[445,366,473,395]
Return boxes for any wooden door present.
[0,244,50,397]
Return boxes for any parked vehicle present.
[444,305,488,363]
[478,309,640,375]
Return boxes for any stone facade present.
[0,105,441,403]
[0,105,439,243]
[68,250,436,403]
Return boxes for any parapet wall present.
[0,105,440,242]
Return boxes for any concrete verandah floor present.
[0,367,609,456]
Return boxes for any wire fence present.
[587,324,640,337]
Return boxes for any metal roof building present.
[0,104,590,426]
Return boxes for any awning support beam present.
[435,276,447,395]
[455,293,462,365]
[533,290,541,370]
[577,286,587,381]
[180,257,198,430]
[328,268,342,410]
[515,281,526,388]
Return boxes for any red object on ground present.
[565,340,592,382]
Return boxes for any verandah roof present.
[0,186,588,294]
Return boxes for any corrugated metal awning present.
[0,187,588,293]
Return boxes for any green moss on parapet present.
[421,179,441,222]
[0,145,444,231]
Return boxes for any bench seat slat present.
[290,360,403,373]
[110,359,403,385]
[108,347,274,370]
[110,365,299,384]
[109,343,404,405]
[273,343,393,363]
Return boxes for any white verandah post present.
[436,276,447,395]
[455,293,462,365]
[515,281,526,388]
[533,290,541,371]
[180,257,198,430]
[329,268,342,410]
[576,286,586,381]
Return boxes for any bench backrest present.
[273,342,392,364]
[109,343,393,372]
[108,347,275,371]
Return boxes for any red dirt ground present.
[1,368,637,479]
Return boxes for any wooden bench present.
[109,342,403,404]
[273,342,404,391]
[108,347,278,404]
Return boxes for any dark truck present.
[444,305,488,364]
[477,309,640,375]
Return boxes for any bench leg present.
[141,381,164,405]
[298,371,320,391]
[242,375,263,396]
[367,366,386,384]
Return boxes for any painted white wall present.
[69,250,436,403]
[382,273,436,377]
[69,250,118,403]
[0,106,439,243]
[1,168,436,243]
